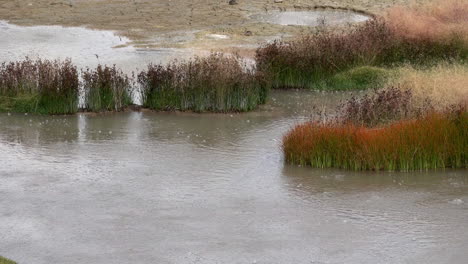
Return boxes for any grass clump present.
[138,53,269,112]
[391,63,468,111]
[283,109,468,171]
[338,63,468,126]
[0,256,16,264]
[0,58,79,114]
[339,86,417,126]
[256,0,468,90]
[82,65,133,112]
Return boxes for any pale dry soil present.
[0,0,431,53]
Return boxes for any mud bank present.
[0,0,431,51]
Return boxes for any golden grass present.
[385,0,468,42]
[391,63,468,111]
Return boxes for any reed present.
[283,109,468,171]
[0,256,16,264]
[339,86,425,126]
[138,53,269,112]
[0,58,79,114]
[82,65,132,112]
[256,0,468,90]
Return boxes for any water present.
[1,90,467,264]
[0,21,193,73]
[254,10,370,26]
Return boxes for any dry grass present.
[391,63,468,111]
[337,63,468,126]
[386,0,468,42]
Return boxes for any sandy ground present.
[0,0,428,53]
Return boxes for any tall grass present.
[138,53,269,112]
[283,109,468,171]
[385,0,468,43]
[338,63,468,126]
[339,86,419,126]
[256,20,394,89]
[0,58,79,114]
[391,63,468,111]
[256,0,468,90]
[82,65,133,112]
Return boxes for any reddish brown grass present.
[283,109,467,171]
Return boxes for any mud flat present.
[0,0,431,51]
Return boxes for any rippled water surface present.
[1,90,467,264]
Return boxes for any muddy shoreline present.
[0,0,430,51]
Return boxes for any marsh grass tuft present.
[138,53,269,112]
[283,109,468,171]
[339,86,418,126]
[82,65,133,112]
[0,58,79,114]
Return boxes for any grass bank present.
[283,109,467,171]
[138,54,269,112]
[0,256,16,264]
[256,0,468,90]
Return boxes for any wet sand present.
[0,0,430,51]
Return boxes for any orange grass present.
[385,0,468,43]
[283,110,467,171]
